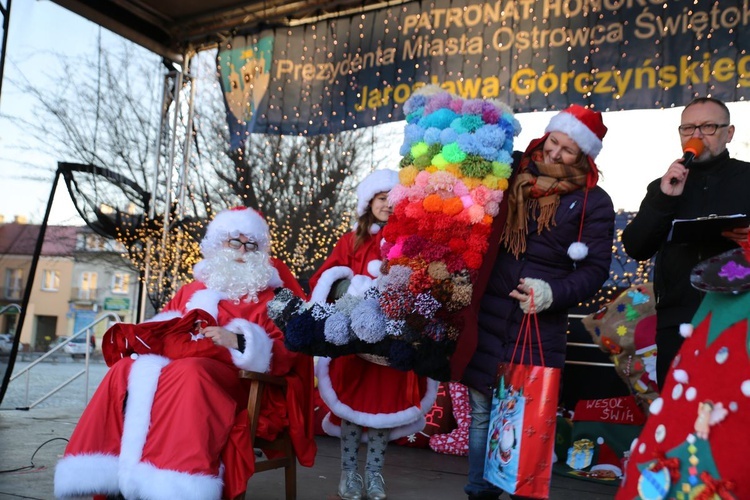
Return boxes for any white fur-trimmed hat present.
[356,169,400,217]
[200,207,270,255]
[545,104,607,159]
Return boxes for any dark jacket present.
[622,151,750,329]
[460,183,615,396]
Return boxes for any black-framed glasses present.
[226,238,259,252]
[677,123,729,136]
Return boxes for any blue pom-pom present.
[403,94,426,114]
[285,309,317,351]
[388,340,416,370]
[324,312,352,346]
[403,123,425,145]
[423,127,442,145]
[350,299,387,343]
[439,128,458,144]
[420,108,458,130]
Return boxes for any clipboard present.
[668,213,750,243]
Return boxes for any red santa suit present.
[309,226,438,440]
[54,262,316,500]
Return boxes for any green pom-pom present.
[411,141,429,158]
[432,153,448,169]
[399,153,414,168]
[442,143,467,163]
[414,154,432,169]
[427,143,443,157]
[460,154,493,178]
[492,161,512,179]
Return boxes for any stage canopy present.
[47,0,402,62]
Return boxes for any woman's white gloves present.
[513,277,553,314]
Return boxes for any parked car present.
[63,335,95,358]
[47,336,70,352]
[0,333,14,354]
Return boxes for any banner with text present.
[218,0,750,141]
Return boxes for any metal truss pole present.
[0,0,12,105]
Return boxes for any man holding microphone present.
[623,97,750,390]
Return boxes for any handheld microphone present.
[670,138,704,185]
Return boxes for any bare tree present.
[4,45,389,307]
[188,52,385,282]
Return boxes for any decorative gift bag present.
[484,309,561,499]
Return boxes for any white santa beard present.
[197,248,275,302]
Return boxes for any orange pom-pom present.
[399,166,419,186]
[464,178,480,189]
[444,164,461,177]
[442,197,464,216]
[423,194,444,212]
[481,214,493,225]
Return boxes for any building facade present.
[0,221,138,351]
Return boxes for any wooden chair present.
[234,370,297,500]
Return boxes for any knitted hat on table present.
[544,104,608,261]
[356,169,400,217]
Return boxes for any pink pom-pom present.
[388,242,404,259]
[389,184,409,205]
[453,181,469,197]
[461,195,474,209]
[485,201,499,217]
[415,170,431,187]
[567,241,588,261]
[468,205,485,223]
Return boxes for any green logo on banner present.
[219,35,274,125]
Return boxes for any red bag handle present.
[509,289,547,367]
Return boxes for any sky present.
[2,1,750,225]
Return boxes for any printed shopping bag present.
[484,308,562,499]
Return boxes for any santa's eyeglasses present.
[226,239,259,252]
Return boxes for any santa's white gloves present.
[518,278,553,314]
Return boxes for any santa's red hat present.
[200,206,270,255]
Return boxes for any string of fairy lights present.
[107,0,707,309]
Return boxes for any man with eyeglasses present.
[54,207,317,500]
[622,97,750,391]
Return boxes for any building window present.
[85,234,105,251]
[112,273,130,294]
[79,272,98,300]
[4,269,23,299]
[41,270,60,291]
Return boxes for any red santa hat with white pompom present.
[544,104,608,261]
[590,437,623,478]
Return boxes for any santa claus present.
[54,207,316,500]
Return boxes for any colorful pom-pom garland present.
[269,86,520,381]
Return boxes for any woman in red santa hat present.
[54,207,316,500]
[451,105,616,500]
[309,169,439,500]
